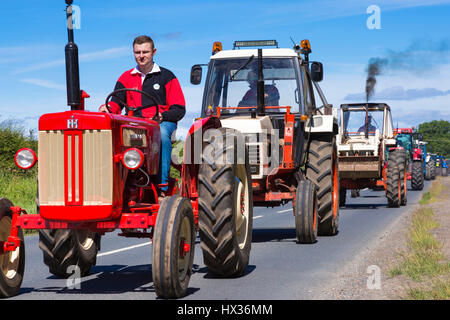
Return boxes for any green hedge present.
[0,120,38,214]
[0,120,38,174]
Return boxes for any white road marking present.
[97,242,151,257]
[98,214,268,256]
[277,209,292,213]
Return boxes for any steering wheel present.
[104,88,160,122]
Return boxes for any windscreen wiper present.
[230,55,255,81]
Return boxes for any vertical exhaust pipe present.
[257,49,265,116]
[65,0,81,110]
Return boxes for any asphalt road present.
[9,181,429,300]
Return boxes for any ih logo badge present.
[67,115,78,129]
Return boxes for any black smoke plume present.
[365,58,387,102]
[364,38,450,102]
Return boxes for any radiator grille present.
[38,130,113,206]
[247,142,263,179]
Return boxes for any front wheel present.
[0,198,25,298]
[152,195,196,299]
[294,180,318,244]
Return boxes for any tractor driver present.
[99,35,186,201]
[238,70,280,108]
[358,114,376,133]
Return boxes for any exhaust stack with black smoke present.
[364,39,449,102]
[365,58,387,102]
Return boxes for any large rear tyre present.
[306,136,339,236]
[38,229,99,278]
[396,152,407,206]
[411,161,424,190]
[198,128,253,277]
[152,195,196,299]
[0,198,25,298]
[430,161,436,180]
[294,180,318,244]
[386,149,402,208]
[425,163,431,180]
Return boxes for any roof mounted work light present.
[233,40,278,49]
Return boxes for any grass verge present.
[389,178,450,299]
[1,171,37,235]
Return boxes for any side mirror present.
[310,62,323,82]
[190,64,203,85]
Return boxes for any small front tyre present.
[152,195,196,299]
[294,180,318,244]
[0,198,25,298]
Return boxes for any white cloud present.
[20,78,65,91]
[265,0,450,23]
[12,46,129,75]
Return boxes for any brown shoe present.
[158,191,166,203]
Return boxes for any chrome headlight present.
[15,148,37,170]
[122,148,144,170]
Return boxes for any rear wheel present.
[38,229,99,278]
[411,161,424,190]
[425,163,431,180]
[430,161,436,180]
[305,136,339,236]
[152,195,195,299]
[0,198,25,298]
[397,153,407,206]
[198,128,253,277]
[294,180,318,244]
[386,150,402,208]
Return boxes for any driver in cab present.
[99,35,186,200]
[238,70,280,108]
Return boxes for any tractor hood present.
[220,116,274,134]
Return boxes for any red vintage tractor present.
[394,127,424,190]
[0,1,252,298]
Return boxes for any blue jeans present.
[159,121,177,191]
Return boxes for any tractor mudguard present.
[181,116,222,199]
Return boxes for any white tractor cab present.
[337,103,406,207]
[190,40,340,242]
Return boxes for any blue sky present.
[1,0,449,138]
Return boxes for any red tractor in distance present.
[394,128,424,190]
[0,1,253,299]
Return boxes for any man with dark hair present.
[99,35,185,201]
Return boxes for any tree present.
[417,120,450,158]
